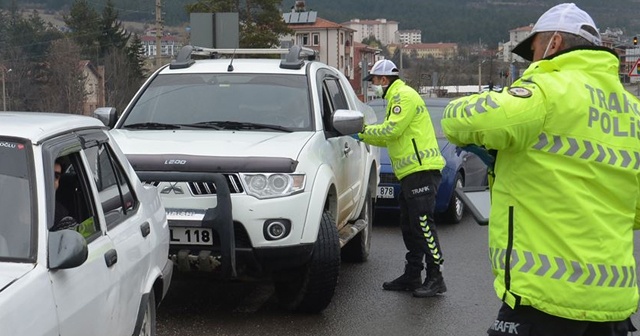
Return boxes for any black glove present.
[52,216,79,231]
[458,145,495,168]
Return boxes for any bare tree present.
[103,47,142,113]
[38,38,87,114]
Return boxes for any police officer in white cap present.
[442,3,639,334]
[355,59,447,298]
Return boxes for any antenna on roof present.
[227,48,237,72]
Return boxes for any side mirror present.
[48,229,88,270]
[93,107,118,128]
[332,109,364,135]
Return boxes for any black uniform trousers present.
[488,303,636,336]
[398,169,443,270]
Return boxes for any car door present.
[45,137,121,336]
[320,73,362,224]
[80,131,149,336]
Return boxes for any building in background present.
[140,32,183,58]
[501,25,532,63]
[283,8,355,79]
[80,60,105,115]
[352,42,382,101]
[342,18,398,45]
[388,43,458,60]
[397,29,422,45]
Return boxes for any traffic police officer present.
[356,59,446,297]
[442,3,639,334]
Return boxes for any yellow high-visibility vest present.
[360,79,444,180]
[442,48,640,322]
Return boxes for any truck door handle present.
[140,222,151,237]
[343,143,352,156]
[104,249,118,268]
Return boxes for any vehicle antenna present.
[227,48,236,72]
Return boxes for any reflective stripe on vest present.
[490,247,637,288]
[532,133,640,169]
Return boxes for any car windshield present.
[122,73,312,131]
[367,98,449,139]
[0,138,34,261]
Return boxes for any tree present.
[38,38,86,114]
[103,47,141,113]
[64,0,100,60]
[185,0,292,48]
[99,0,130,57]
[0,6,64,112]
[361,36,383,48]
[64,0,145,113]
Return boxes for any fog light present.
[263,219,291,240]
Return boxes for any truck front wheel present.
[274,210,340,313]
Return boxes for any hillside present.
[13,0,640,46]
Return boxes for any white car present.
[0,112,172,336]
[96,45,380,313]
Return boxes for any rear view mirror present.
[48,229,88,270]
[93,107,118,128]
[332,109,364,135]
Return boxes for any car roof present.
[0,112,105,143]
[159,58,313,76]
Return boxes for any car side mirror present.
[93,107,118,128]
[332,109,364,135]
[48,229,88,270]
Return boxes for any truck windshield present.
[0,138,34,261]
[121,73,312,131]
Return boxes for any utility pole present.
[155,0,163,68]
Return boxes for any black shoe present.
[412,275,447,297]
[382,268,422,291]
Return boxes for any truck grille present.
[188,174,244,195]
[143,174,244,195]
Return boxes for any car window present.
[0,138,33,260]
[324,78,349,110]
[54,152,102,240]
[84,143,138,228]
[122,73,312,130]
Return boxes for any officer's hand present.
[350,133,361,141]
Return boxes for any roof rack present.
[169,45,319,70]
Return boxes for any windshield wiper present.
[123,122,182,130]
[193,121,293,132]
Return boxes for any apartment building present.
[388,43,458,60]
[342,18,399,45]
[501,25,532,63]
[397,29,422,45]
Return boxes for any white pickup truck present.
[96,45,380,313]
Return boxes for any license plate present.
[377,186,395,199]
[170,227,213,245]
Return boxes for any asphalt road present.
[156,211,640,336]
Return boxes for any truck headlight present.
[241,173,306,199]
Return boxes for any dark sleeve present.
[54,200,69,225]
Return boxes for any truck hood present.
[110,130,314,159]
[0,263,34,293]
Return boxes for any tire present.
[441,172,464,224]
[274,210,340,313]
[341,190,373,262]
[137,290,156,336]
